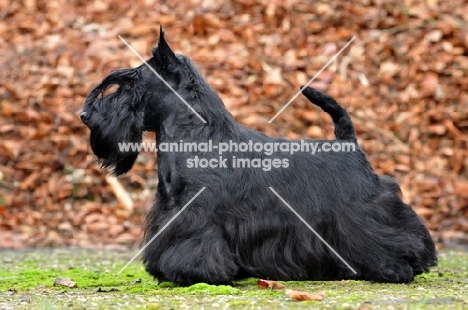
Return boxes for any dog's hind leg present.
[335,177,437,282]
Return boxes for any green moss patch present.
[0,248,467,309]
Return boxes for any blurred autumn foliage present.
[1,0,467,249]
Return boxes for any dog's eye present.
[126,81,137,90]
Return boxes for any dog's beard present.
[84,72,145,176]
[89,116,143,176]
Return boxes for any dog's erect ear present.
[152,25,179,68]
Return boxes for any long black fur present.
[81,27,437,286]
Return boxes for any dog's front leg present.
[157,223,239,286]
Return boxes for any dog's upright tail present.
[300,86,357,142]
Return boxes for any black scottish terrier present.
[81,27,437,285]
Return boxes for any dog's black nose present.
[80,111,88,124]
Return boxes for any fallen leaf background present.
[0,0,467,249]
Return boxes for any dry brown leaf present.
[423,72,439,92]
[285,289,324,301]
[264,68,284,85]
[53,278,77,288]
[193,13,221,34]
[257,279,285,290]
[428,125,446,135]
[415,207,435,217]
[425,29,443,42]
[307,126,323,138]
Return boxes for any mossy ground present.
[0,248,467,309]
